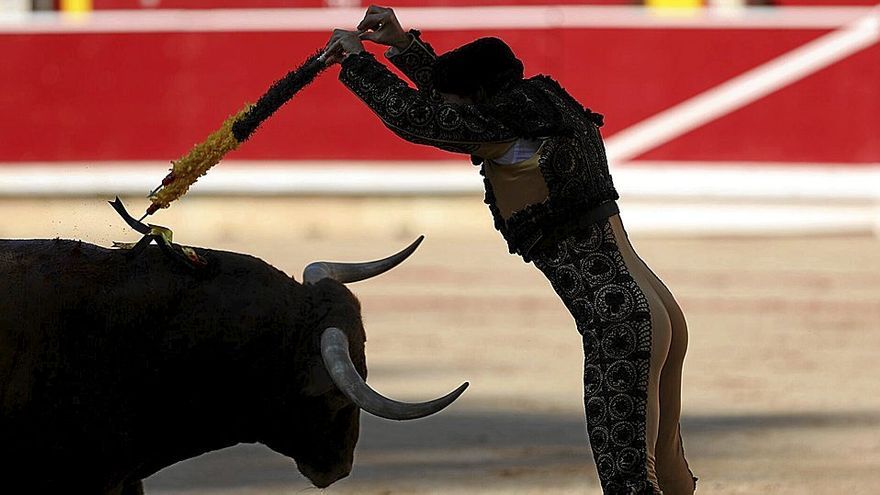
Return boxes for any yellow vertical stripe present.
[60,0,93,12]
[646,0,703,8]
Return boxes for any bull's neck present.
[135,321,289,478]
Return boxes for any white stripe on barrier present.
[604,6,880,164]
[3,161,877,235]
[0,161,877,199]
[0,162,480,196]
[614,161,880,200]
[0,6,875,34]
[619,202,879,236]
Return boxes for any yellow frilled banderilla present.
[142,48,331,220]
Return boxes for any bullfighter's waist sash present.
[527,200,620,258]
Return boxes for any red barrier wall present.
[88,1,880,8]
[2,15,878,163]
[90,1,640,8]
[92,1,327,8]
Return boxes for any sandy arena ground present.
[3,196,879,494]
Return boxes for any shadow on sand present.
[144,409,879,492]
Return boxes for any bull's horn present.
[302,236,424,285]
[320,327,468,421]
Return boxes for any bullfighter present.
[323,6,699,494]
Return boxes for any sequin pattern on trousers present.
[532,220,656,495]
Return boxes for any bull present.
[0,236,467,494]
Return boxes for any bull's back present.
[0,238,299,411]
[0,237,294,314]
[1,239,196,331]
[1,241,155,413]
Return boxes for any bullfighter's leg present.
[533,219,669,494]
[589,257,673,495]
[636,262,698,494]
[613,216,697,494]
[617,243,675,494]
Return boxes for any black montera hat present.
[432,37,524,98]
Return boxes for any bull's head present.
[261,236,468,487]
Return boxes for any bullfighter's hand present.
[323,29,365,65]
[357,5,410,50]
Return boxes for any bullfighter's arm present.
[384,30,438,95]
[339,52,517,155]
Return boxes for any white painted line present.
[613,161,880,200]
[0,162,482,196]
[0,6,873,34]
[0,161,877,200]
[604,7,880,164]
[618,202,880,236]
[2,161,877,236]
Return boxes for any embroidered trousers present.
[531,216,697,495]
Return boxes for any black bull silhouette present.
[0,237,467,494]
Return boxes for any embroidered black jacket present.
[339,31,619,261]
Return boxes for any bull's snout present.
[298,458,353,488]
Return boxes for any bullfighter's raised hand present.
[323,29,364,65]
[356,5,411,51]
